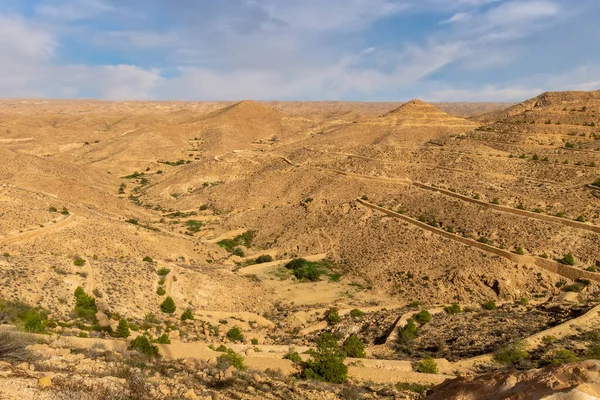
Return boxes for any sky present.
[1,0,599,102]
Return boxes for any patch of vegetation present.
[48,206,58,212]
[218,348,246,370]
[303,332,348,384]
[395,382,433,394]
[227,326,244,342]
[350,308,365,318]
[0,331,33,362]
[543,349,578,365]
[159,159,190,167]
[74,287,97,322]
[155,334,171,344]
[142,256,153,263]
[254,254,273,264]
[444,303,461,315]
[416,356,438,374]
[284,351,303,363]
[494,341,529,366]
[23,309,46,333]
[414,310,431,325]
[397,319,418,346]
[61,207,70,215]
[325,307,340,326]
[232,247,245,257]
[185,220,204,234]
[156,268,170,276]
[160,297,176,314]
[128,335,159,357]
[181,308,194,321]
[560,252,576,266]
[73,256,86,267]
[285,258,330,281]
[217,231,256,252]
[343,335,366,358]
[592,178,600,187]
[156,287,166,296]
[116,319,130,338]
[481,300,497,310]
[515,247,525,255]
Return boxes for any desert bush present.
[397,319,418,345]
[117,319,130,338]
[0,331,33,362]
[481,300,497,310]
[73,257,86,267]
[560,252,576,266]
[586,344,600,359]
[350,308,365,318]
[218,348,246,370]
[285,258,328,281]
[185,220,204,233]
[444,303,461,315]
[155,334,171,344]
[156,287,166,296]
[232,247,245,257]
[494,341,529,366]
[544,349,578,365]
[416,357,438,374]
[563,282,585,292]
[491,198,500,205]
[303,332,348,383]
[156,268,170,276]
[181,308,194,321]
[78,331,88,338]
[23,309,45,333]
[477,237,490,244]
[414,310,431,324]
[326,307,341,326]
[255,254,273,264]
[48,206,58,212]
[515,247,525,255]
[61,207,70,215]
[396,382,433,394]
[128,336,159,357]
[160,297,176,314]
[284,351,302,363]
[343,335,366,358]
[517,297,529,306]
[251,338,258,345]
[593,178,600,187]
[142,256,153,263]
[217,231,256,252]
[227,326,244,342]
[74,287,97,322]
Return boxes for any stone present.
[38,376,53,388]
[183,388,198,399]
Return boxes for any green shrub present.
[494,341,529,366]
[576,215,587,223]
[128,335,159,357]
[255,255,273,264]
[416,356,438,374]
[303,332,347,383]
[326,307,340,326]
[156,334,171,344]
[156,286,166,296]
[481,300,497,310]
[218,348,246,370]
[444,304,461,315]
[73,257,86,267]
[78,331,88,338]
[515,247,525,255]
[563,282,585,293]
[517,297,529,306]
[181,308,194,321]
[23,310,45,333]
[477,237,490,244]
[395,382,433,394]
[544,349,578,365]
[160,297,176,314]
[586,344,600,359]
[491,198,500,205]
[592,179,600,187]
[185,220,204,233]
[397,319,418,345]
[414,310,431,324]
[560,252,576,266]
[542,335,557,344]
[532,154,539,161]
[586,266,597,272]
[48,206,58,213]
[142,256,153,263]
[350,308,365,318]
[227,326,244,342]
[61,207,70,215]
[74,287,97,322]
[285,258,328,281]
[217,231,256,252]
[116,319,130,338]
[284,351,302,363]
[215,344,228,352]
[156,268,170,276]
[251,338,258,345]
[232,247,245,257]
[343,335,366,358]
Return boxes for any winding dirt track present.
[357,199,600,284]
[0,213,77,247]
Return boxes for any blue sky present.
[0,0,599,101]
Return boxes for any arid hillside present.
[1,93,599,400]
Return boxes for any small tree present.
[156,334,171,344]
[482,300,497,310]
[417,357,438,374]
[414,310,431,324]
[218,348,246,370]
[495,341,529,366]
[326,307,341,326]
[227,326,244,342]
[128,335,159,357]
[142,256,153,263]
[160,297,176,314]
[181,308,194,321]
[343,335,366,358]
[116,319,130,338]
[560,252,576,266]
[444,304,461,315]
[303,332,348,383]
[156,286,166,296]
[23,310,45,333]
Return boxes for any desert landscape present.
[0,90,599,399]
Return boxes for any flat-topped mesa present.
[207,99,283,120]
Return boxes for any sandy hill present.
[383,99,477,126]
